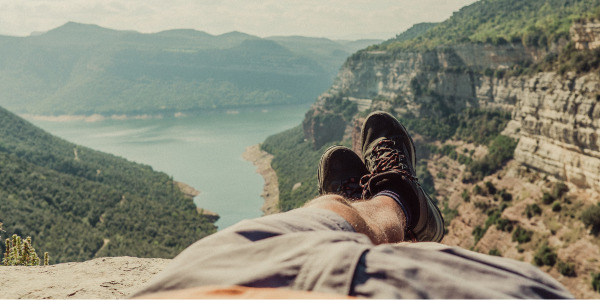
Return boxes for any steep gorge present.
[295,21,600,297]
[306,21,600,192]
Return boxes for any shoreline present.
[242,144,280,215]
[21,113,173,123]
[19,104,312,123]
[174,181,219,220]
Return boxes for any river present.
[25,104,310,230]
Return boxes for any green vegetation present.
[0,106,216,262]
[592,272,600,292]
[416,160,436,197]
[557,260,576,277]
[552,201,563,212]
[400,108,516,182]
[529,42,600,75]
[403,108,512,144]
[472,226,486,244]
[473,185,484,195]
[496,189,513,202]
[322,97,359,123]
[472,204,512,244]
[2,234,48,266]
[378,22,439,47]
[488,248,502,256]
[533,242,557,267]
[461,189,470,202]
[552,182,570,199]
[368,0,600,51]
[441,201,459,234]
[581,203,600,235]
[543,192,556,205]
[525,203,542,218]
[485,181,497,195]
[512,226,533,244]
[261,126,326,211]
[465,135,518,182]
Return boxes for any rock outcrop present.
[0,257,169,299]
[492,72,600,191]
[571,19,600,50]
[304,22,600,192]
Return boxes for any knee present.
[304,194,351,208]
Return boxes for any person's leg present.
[304,194,405,244]
[314,145,406,244]
[359,111,445,242]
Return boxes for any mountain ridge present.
[0,22,381,116]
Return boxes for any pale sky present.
[0,0,478,40]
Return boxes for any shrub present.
[542,192,555,205]
[592,272,600,293]
[512,226,533,244]
[489,248,501,256]
[472,226,486,244]
[552,201,562,212]
[557,260,576,277]
[474,201,489,211]
[466,135,517,181]
[442,202,459,235]
[461,189,470,202]
[473,184,484,195]
[581,203,600,236]
[485,210,501,227]
[2,234,49,266]
[496,218,514,232]
[497,189,513,202]
[525,204,542,218]
[533,243,557,267]
[485,181,497,195]
[552,182,569,199]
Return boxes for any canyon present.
[298,20,600,298]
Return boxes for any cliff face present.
[298,22,600,297]
[571,21,600,50]
[305,22,600,192]
[493,73,600,191]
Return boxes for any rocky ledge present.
[0,257,169,299]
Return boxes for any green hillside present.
[370,0,600,51]
[0,105,217,263]
[0,22,380,116]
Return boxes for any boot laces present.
[360,139,418,195]
[337,176,363,199]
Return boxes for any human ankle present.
[358,196,406,243]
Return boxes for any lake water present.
[25,104,310,230]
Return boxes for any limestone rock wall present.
[304,23,600,191]
[493,73,600,190]
[571,20,600,50]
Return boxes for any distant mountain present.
[266,36,381,77]
[0,22,381,116]
[0,105,217,263]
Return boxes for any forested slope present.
[0,106,216,263]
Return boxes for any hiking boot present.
[360,111,444,242]
[318,145,368,200]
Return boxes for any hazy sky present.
[0,0,478,40]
